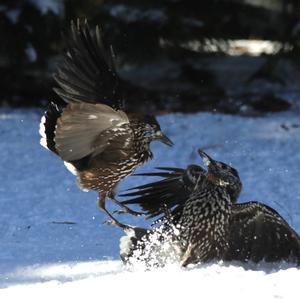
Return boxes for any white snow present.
[119,227,136,256]
[0,107,300,297]
[1,261,300,299]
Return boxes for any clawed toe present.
[113,207,145,216]
[103,217,131,230]
[113,209,126,215]
[103,218,115,226]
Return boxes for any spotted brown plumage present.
[39,20,173,227]
[120,150,300,266]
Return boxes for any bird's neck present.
[131,126,153,162]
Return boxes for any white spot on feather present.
[40,137,48,150]
[39,116,49,150]
[88,115,98,120]
[39,116,46,137]
[64,162,77,176]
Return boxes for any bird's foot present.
[108,190,116,199]
[103,217,131,230]
[97,192,131,230]
[103,218,116,226]
[109,197,145,216]
[113,206,145,216]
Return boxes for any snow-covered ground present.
[1,108,300,298]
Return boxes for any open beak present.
[158,132,174,147]
[197,149,214,167]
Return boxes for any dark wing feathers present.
[54,102,130,161]
[120,166,204,219]
[120,168,187,218]
[226,202,300,263]
[54,19,124,109]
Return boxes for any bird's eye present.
[219,163,227,170]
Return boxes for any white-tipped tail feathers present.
[39,115,48,150]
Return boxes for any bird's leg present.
[97,192,106,211]
[97,192,131,230]
[108,189,145,216]
[112,198,145,216]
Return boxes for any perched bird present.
[120,150,300,266]
[39,20,173,227]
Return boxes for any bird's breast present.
[176,190,232,262]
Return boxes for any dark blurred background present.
[1,0,300,114]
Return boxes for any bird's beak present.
[197,149,214,167]
[198,149,219,184]
[158,132,174,147]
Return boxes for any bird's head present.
[140,115,173,147]
[198,149,242,201]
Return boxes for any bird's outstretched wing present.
[226,202,300,264]
[120,165,205,219]
[54,19,125,109]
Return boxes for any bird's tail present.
[39,102,62,154]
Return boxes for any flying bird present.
[39,20,173,227]
[119,150,300,266]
